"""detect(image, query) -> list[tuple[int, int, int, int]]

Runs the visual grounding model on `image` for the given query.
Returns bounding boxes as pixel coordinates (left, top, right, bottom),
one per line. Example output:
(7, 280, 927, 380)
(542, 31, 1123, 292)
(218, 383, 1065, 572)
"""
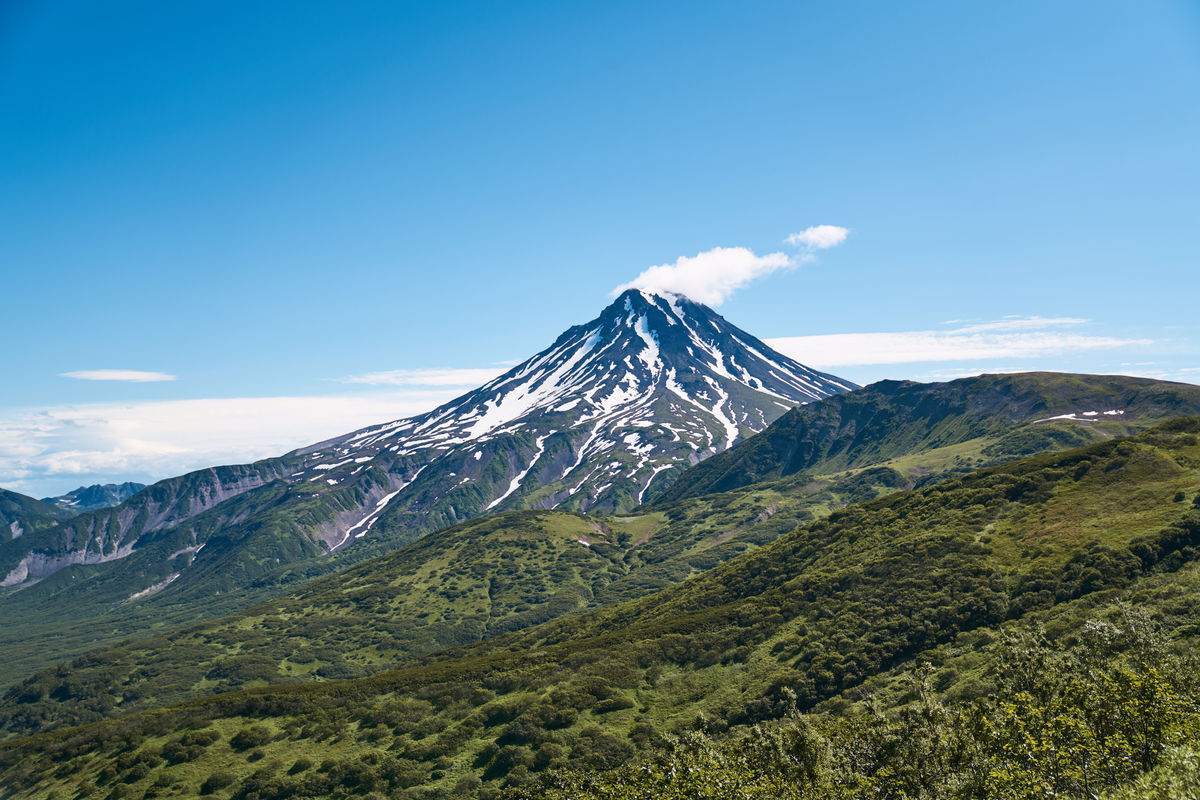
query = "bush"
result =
(200, 771, 236, 793)
(230, 725, 272, 751)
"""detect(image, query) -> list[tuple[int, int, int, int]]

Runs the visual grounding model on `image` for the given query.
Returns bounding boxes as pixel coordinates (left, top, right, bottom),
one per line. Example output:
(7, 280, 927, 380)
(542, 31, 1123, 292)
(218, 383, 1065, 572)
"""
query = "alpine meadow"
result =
(3, 3, 1199, 800)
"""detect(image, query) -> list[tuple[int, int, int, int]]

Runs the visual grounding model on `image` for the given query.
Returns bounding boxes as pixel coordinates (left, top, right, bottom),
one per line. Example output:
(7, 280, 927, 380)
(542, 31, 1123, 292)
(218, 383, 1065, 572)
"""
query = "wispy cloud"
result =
(0, 390, 461, 497)
(60, 369, 177, 382)
(785, 224, 849, 250)
(765, 317, 1153, 368)
(947, 317, 1089, 333)
(341, 367, 508, 387)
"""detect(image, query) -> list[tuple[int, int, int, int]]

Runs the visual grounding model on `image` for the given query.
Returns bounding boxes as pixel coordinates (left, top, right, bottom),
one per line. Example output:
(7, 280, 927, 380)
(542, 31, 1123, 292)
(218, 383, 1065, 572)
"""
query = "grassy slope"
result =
(0, 471, 392, 686)
(2, 420, 1198, 799)
(0, 490, 72, 541)
(653, 372, 1200, 503)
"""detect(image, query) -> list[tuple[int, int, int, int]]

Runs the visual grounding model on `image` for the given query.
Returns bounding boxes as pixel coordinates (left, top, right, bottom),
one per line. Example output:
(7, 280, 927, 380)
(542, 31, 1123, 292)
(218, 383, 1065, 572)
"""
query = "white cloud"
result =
(0, 390, 462, 498)
(612, 226, 849, 306)
(60, 370, 177, 382)
(612, 246, 794, 306)
(765, 317, 1153, 368)
(341, 367, 508, 387)
(785, 224, 850, 249)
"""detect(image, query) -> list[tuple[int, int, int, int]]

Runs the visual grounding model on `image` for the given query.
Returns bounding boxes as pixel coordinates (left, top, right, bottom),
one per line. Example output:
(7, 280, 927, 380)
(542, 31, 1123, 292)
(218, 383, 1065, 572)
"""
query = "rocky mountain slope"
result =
(0, 490, 72, 547)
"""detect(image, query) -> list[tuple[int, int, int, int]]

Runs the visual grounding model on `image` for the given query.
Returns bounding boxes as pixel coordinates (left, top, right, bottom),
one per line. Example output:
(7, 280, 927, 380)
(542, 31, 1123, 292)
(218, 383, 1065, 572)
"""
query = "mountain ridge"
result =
(654, 371, 1200, 503)
(0, 491, 72, 549)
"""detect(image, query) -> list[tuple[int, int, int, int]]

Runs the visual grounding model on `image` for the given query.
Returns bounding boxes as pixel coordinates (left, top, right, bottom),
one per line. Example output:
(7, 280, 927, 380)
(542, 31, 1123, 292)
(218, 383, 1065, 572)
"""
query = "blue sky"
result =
(3, 0, 1198, 496)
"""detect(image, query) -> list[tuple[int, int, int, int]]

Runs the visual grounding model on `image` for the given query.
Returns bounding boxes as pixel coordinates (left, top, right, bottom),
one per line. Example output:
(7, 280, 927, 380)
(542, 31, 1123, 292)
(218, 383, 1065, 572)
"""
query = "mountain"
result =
(655, 372, 1200, 503)
(0, 291, 851, 673)
(0, 461, 300, 592)
(0, 490, 72, 546)
(3, 420, 1197, 798)
(290, 288, 854, 543)
(40, 483, 146, 515)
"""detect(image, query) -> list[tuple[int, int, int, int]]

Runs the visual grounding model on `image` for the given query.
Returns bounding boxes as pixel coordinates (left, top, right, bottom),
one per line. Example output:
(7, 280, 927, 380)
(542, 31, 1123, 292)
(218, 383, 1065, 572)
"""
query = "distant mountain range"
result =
(39, 482, 146, 514)
(0, 290, 851, 613)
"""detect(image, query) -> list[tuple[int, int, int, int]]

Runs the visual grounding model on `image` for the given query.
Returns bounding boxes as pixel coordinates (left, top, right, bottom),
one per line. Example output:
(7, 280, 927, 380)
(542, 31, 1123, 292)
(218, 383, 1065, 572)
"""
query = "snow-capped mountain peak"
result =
(289, 289, 855, 548)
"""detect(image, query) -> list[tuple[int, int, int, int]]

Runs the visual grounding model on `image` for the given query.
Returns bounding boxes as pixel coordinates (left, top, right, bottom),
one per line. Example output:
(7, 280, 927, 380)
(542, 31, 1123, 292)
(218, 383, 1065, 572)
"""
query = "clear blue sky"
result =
(3, 0, 1199, 496)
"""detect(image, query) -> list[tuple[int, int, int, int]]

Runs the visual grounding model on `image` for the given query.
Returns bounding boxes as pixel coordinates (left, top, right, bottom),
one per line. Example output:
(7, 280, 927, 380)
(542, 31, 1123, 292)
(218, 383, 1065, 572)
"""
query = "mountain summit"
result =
(292, 289, 854, 545)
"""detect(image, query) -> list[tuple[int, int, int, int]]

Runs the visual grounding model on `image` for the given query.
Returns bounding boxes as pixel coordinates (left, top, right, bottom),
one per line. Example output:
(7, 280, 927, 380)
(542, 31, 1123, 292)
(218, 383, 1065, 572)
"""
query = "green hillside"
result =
(654, 372, 1200, 503)
(2, 419, 1198, 798)
(0, 468, 390, 686)
(0, 490, 72, 546)
(0, 464, 910, 738)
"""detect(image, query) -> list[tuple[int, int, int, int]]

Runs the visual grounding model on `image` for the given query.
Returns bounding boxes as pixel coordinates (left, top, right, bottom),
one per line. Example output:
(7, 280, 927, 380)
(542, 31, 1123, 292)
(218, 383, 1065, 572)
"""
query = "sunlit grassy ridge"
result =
(655, 372, 1200, 503)
(2, 420, 1198, 798)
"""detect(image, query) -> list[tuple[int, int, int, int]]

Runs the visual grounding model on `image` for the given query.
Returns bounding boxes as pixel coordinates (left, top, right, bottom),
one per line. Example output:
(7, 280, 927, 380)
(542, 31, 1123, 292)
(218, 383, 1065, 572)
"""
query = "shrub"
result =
(230, 725, 272, 751)
(199, 771, 236, 793)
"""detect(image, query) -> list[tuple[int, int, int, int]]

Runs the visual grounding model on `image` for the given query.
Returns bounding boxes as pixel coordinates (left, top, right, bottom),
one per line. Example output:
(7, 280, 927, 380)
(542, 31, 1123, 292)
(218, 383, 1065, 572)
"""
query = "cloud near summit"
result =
(613, 225, 849, 306)
(612, 246, 792, 306)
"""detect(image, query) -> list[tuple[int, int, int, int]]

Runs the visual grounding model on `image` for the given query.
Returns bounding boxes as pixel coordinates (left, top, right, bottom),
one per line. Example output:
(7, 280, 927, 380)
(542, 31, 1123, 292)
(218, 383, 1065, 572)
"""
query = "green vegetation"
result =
(0, 489, 72, 543)
(0, 465, 911, 739)
(655, 372, 1200, 503)
(1, 420, 1198, 798)
(505, 613, 1200, 799)
(5, 371, 1197, 692)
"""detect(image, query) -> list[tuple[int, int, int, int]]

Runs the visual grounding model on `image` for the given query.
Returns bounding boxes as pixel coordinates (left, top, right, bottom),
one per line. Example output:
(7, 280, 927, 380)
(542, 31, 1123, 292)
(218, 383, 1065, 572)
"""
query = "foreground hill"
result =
(654, 372, 1200, 503)
(2, 420, 1197, 798)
